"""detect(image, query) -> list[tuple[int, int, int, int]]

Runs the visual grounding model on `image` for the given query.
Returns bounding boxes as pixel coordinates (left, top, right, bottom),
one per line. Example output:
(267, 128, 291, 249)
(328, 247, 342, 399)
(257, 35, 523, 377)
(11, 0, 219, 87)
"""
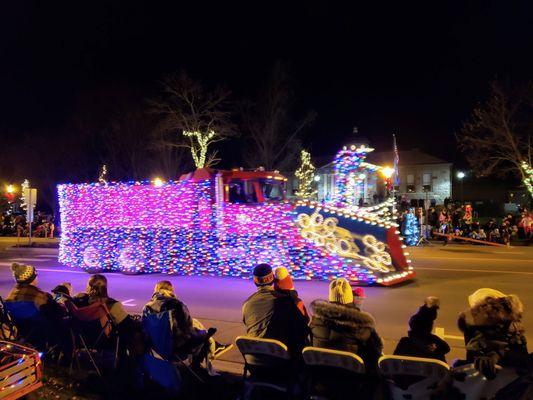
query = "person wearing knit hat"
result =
(394, 297, 450, 362)
(6, 263, 50, 309)
(310, 278, 383, 372)
(5, 263, 66, 350)
(252, 263, 274, 287)
(243, 263, 310, 357)
(274, 267, 309, 322)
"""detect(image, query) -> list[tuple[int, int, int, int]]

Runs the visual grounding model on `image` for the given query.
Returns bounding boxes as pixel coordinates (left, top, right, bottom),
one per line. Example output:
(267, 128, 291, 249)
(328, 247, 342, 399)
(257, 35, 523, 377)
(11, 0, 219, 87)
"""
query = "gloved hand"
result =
(474, 353, 500, 380)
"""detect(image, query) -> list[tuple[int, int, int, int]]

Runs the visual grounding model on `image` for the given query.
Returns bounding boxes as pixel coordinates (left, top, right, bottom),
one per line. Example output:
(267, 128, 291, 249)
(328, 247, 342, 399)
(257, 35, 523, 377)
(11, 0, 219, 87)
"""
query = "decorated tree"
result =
(20, 179, 30, 210)
(402, 208, 419, 246)
(295, 150, 316, 199)
(152, 71, 235, 169)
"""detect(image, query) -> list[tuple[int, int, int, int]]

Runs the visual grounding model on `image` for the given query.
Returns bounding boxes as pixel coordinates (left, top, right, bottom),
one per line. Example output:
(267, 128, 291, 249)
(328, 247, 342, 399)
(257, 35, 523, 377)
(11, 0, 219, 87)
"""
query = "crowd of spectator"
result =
(2, 261, 530, 398)
(398, 203, 533, 245)
(0, 211, 55, 238)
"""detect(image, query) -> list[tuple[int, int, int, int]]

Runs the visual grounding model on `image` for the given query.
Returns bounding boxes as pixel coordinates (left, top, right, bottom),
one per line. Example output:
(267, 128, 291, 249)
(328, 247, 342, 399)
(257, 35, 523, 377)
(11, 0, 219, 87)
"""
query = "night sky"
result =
(1, 1, 532, 164)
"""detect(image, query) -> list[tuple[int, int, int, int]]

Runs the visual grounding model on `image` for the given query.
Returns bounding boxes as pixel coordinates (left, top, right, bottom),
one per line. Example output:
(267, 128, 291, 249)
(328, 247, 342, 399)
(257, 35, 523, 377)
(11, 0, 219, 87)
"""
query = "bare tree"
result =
(458, 81, 533, 197)
(240, 61, 316, 172)
(152, 71, 235, 169)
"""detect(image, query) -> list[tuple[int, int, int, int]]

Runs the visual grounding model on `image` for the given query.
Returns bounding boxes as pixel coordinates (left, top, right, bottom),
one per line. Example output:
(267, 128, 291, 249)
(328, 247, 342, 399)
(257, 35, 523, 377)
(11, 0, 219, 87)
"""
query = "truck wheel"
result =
(84, 267, 106, 274)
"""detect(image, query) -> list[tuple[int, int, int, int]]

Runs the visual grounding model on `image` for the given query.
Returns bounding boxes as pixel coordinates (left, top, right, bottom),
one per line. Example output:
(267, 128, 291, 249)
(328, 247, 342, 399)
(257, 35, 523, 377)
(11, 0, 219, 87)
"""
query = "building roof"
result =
(314, 148, 451, 172)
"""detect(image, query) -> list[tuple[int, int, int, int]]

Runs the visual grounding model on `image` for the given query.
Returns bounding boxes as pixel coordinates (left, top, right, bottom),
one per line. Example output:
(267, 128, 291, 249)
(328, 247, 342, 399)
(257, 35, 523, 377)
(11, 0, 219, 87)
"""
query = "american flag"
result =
(393, 134, 400, 187)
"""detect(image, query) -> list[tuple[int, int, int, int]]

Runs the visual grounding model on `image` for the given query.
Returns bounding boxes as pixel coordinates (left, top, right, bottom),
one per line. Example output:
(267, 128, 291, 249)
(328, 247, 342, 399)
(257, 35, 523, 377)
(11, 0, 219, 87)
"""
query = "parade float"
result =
(58, 145, 414, 286)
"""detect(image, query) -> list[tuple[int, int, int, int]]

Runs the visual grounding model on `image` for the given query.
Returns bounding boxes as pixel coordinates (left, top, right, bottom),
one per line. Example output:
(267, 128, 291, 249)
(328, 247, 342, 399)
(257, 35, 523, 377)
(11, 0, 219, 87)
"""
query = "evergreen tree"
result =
(295, 150, 317, 199)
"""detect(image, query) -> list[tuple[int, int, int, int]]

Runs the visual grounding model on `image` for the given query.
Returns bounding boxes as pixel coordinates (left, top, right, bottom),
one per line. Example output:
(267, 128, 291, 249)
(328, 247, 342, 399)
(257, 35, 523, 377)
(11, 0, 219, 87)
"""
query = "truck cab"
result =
(220, 169, 287, 204)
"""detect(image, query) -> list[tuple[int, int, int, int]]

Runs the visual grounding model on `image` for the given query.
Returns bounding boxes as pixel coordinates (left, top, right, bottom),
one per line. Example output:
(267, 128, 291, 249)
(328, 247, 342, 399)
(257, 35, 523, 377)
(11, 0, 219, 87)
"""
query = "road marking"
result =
(10, 258, 48, 262)
(435, 327, 464, 341)
(121, 299, 137, 307)
(416, 267, 533, 276)
(36, 268, 87, 274)
(36, 255, 58, 259)
(416, 256, 532, 262)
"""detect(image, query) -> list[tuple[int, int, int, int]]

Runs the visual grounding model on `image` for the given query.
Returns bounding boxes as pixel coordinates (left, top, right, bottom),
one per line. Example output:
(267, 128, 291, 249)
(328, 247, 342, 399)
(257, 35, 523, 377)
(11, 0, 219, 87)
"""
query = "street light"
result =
(456, 171, 465, 203)
(380, 167, 395, 179)
(6, 184, 15, 194)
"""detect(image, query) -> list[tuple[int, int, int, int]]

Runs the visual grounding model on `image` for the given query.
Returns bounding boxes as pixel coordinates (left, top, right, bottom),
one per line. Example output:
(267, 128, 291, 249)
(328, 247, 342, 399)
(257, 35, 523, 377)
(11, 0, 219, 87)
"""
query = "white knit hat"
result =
(468, 288, 506, 307)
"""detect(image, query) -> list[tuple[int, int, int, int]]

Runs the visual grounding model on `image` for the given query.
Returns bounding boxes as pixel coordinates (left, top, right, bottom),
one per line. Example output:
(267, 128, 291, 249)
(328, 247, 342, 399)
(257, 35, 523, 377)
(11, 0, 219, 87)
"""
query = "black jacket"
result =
(309, 300, 383, 370)
(394, 304, 450, 362)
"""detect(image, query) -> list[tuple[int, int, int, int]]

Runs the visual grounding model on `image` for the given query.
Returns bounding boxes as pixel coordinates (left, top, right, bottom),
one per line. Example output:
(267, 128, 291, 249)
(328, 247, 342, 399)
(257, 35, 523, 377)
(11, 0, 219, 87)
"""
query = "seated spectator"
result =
(74, 274, 129, 326)
(143, 280, 229, 362)
(394, 297, 450, 362)
(273, 267, 309, 322)
(242, 264, 310, 358)
(309, 278, 383, 371)
(6, 263, 64, 318)
(5, 263, 66, 350)
(457, 288, 528, 379)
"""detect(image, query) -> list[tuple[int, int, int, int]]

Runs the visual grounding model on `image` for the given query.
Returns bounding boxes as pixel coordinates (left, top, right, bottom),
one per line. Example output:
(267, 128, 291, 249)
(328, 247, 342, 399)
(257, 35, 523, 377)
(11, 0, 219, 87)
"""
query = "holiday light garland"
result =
(295, 150, 317, 199)
(521, 160, 533, 198)
(20, 179, 30, 210)
(183, 130, 216, 168)
(58, 176, 413, 285)
(332, 145, 378, 207)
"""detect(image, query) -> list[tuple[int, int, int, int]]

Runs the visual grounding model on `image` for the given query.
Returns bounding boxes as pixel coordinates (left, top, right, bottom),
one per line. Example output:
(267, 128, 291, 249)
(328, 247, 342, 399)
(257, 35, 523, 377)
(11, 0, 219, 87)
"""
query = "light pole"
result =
(456, 171, 465, 203)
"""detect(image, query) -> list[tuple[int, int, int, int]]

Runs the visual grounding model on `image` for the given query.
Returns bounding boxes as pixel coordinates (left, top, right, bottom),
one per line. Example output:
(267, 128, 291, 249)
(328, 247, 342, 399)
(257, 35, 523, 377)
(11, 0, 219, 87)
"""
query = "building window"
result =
(422, 173, 432, 192)
(406, 174, 415, 192)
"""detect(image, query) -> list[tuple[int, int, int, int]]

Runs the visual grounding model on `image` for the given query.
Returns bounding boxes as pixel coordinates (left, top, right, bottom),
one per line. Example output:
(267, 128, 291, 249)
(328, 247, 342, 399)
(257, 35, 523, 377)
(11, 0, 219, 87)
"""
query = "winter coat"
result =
(275, 289, 310, 323)
(143, 293, 198, 350)
(243, 286, 310, 357)
(394, 305, 450, 362)
(458, 296, 528, 369)
(6, 284, 64, 319)
(310, 299, 383, 371)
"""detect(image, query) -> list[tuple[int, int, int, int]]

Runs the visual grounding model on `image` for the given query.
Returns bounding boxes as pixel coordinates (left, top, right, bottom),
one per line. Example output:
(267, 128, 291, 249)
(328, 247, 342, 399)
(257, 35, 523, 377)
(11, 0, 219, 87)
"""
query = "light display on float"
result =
(58, 149, 415, 285)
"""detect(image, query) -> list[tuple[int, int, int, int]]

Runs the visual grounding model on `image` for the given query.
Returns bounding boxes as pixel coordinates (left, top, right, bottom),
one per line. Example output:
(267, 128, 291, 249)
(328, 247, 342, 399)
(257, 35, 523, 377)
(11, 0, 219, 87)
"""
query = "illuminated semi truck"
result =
(57, 166, 415, 286)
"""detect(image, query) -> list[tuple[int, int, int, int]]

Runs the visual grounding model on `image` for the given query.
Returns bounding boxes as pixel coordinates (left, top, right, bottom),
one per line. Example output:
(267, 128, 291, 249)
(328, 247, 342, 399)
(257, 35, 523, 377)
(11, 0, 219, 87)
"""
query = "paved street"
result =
(0, 238, 531, 372)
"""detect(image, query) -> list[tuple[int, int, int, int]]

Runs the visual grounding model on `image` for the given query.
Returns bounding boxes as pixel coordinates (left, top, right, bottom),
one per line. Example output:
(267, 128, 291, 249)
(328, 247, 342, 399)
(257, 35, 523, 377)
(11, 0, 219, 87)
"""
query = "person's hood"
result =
(311, 299, 376, 331)
(458, 295, 524, 332)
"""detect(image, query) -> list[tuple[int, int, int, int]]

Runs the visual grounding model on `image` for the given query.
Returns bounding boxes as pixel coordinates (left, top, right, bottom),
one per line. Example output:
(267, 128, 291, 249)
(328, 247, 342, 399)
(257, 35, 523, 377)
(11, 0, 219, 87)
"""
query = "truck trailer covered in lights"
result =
(58, 167, 414, 286)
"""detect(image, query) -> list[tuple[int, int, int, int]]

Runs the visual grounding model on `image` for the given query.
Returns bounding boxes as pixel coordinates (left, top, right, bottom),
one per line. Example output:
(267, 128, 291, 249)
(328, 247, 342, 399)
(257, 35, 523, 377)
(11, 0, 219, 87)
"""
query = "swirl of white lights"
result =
(297, 210, 394, 273)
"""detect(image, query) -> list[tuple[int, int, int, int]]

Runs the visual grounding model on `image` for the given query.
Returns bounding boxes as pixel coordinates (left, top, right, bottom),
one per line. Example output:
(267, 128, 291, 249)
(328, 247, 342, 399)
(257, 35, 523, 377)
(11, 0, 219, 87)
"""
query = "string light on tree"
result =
(295, 150, 317, 199)
(20, 179, 30, 210)
(522, 161, 533, 197)
(183, 130, 216, 168)
(98, 164, 108, 184)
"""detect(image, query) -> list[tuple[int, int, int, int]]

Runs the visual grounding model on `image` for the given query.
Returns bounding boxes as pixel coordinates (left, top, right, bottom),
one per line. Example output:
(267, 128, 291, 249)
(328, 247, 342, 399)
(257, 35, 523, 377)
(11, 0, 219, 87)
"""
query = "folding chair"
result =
(302, 346, 366, 400)
(235, 336, 295, 399)
(142, 310, 212, 392)
(66, 301, 119, 378)
(0, 297, 19, 342)
(379, 355, 450, 400)
(3, 301, 43, 348)
(451, 363, 519, 400)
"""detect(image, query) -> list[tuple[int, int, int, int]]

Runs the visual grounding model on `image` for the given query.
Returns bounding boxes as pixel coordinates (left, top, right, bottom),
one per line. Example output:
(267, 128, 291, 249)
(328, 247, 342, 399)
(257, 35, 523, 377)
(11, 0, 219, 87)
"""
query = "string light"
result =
(58, 178, 412, 285)
(521, 161, 533, 198)
(20, 179, 30, 210)
(183, 130, 216, 168)
(295, 150, 317, 199)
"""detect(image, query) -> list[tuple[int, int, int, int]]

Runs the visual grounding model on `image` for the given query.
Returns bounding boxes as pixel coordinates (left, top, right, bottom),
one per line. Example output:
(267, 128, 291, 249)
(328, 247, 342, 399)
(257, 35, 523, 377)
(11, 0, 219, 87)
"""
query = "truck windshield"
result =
(261, 179, 285, 202)
(228, 181, 257, 203)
